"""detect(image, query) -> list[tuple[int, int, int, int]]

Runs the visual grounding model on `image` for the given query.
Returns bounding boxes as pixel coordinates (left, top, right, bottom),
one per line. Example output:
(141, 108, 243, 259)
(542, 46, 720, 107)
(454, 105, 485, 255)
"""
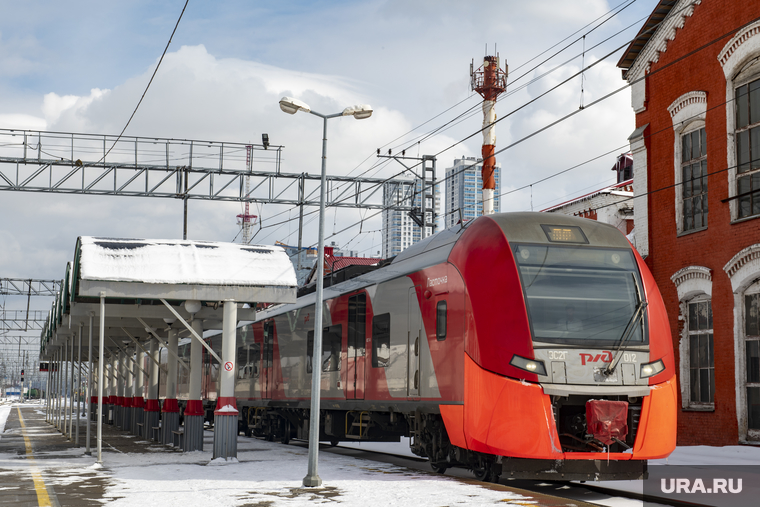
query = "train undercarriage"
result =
(231, 404, 646, 482)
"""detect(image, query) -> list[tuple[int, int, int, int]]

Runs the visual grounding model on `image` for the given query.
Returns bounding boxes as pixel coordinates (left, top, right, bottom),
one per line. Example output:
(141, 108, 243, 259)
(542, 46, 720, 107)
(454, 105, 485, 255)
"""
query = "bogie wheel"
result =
(280, 422, 291, 445)
(472, 466, 492, 482)
(430, 462, 447, 474)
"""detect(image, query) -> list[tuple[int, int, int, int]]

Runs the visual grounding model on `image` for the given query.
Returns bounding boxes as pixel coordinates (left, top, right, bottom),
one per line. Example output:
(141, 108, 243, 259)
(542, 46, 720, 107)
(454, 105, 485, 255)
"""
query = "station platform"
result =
(0, 400, 593, 507)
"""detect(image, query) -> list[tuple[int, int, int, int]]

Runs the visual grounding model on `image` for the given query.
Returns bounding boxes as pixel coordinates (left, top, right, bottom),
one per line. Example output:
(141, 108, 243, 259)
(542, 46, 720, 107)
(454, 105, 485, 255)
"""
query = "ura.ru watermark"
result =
(661, 478, 742, 494)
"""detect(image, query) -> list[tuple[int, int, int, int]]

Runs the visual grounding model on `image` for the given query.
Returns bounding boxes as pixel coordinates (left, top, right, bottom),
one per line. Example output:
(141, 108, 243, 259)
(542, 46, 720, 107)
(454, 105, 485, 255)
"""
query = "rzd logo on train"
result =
(579, 351, 612, 365)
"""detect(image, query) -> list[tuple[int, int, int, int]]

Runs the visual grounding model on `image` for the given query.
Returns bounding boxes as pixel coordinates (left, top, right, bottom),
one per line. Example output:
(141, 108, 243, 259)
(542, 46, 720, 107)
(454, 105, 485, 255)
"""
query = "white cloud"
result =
(0, 0, 659, 299)
(42, 88, 108, 128)
(0, 113, 46, 130)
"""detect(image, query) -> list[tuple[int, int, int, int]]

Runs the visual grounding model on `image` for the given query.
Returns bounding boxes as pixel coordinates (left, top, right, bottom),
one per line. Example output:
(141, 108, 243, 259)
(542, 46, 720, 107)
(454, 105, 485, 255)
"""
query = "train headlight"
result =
(510, 354, 547, 376)
(640, 359, 665, 378)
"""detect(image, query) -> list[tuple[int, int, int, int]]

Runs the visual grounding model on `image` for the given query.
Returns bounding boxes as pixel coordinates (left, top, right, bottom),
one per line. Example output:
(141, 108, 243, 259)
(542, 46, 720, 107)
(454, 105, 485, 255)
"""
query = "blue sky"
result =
(0, 0, 660, 316)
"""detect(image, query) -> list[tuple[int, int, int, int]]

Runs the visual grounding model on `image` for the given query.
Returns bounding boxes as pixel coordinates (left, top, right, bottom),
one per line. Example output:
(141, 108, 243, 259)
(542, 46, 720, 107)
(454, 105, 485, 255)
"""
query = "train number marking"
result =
(427, 275, 447, 287)
(579, 351, 612, 366)
(224, 361, 234, 372)
(623, 353, 637, 362)
(547, 351, 567, 360)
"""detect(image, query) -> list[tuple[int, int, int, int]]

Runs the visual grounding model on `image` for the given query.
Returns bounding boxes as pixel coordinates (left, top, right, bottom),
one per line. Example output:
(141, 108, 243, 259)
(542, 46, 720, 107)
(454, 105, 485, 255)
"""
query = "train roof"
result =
(254, 212, 631, 319)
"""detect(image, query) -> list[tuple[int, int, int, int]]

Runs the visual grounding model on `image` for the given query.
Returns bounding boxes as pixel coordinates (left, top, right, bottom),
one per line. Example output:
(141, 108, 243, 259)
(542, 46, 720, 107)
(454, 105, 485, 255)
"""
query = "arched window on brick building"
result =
(724, 244, 760, 442)
(668, 91, 708, 234)
(671, 266, 714, 411)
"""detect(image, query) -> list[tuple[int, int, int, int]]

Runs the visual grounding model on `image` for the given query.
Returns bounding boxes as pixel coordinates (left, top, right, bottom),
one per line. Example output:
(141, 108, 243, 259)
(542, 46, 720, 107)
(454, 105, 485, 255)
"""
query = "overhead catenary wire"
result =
(245, 10, 649, 244)
(96, 1, 190, 166)
(241, 1, 698, 249)
(297, 4, 750, 251)
(305, 0, 646, 216)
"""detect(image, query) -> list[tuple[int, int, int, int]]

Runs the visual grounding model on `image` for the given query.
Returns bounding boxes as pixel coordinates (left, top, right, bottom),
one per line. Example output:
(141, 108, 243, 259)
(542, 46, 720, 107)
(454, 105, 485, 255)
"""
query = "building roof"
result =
(542, 179, 633, 213)
(617, 0, 677, 74)
(303, 254, 383, 286)
(326, 256, 382, 273)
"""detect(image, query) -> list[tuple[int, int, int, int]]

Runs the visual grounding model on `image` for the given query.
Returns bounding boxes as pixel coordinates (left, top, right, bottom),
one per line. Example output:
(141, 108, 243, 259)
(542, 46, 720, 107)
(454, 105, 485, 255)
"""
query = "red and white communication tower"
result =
(471, 54, 508, 215)
(237, 145, 258, 244)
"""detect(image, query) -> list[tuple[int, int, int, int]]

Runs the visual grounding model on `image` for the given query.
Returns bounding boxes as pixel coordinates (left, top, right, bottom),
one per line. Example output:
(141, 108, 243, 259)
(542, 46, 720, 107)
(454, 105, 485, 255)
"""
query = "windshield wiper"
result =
(604, 273, 647, 376)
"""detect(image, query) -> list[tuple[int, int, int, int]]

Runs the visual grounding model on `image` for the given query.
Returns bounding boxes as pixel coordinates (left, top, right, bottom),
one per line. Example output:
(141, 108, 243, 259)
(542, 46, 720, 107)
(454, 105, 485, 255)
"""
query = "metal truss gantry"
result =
(1, 278, 61, 296)
(0, 129, 418, 211)
(0, 336, 41, 346)
(1, 311, 48, 331)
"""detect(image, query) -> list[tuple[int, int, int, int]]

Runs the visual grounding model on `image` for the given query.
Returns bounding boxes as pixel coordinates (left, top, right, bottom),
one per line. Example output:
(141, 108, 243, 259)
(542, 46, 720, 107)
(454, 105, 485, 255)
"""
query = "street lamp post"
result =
(279, 96, 372, 487)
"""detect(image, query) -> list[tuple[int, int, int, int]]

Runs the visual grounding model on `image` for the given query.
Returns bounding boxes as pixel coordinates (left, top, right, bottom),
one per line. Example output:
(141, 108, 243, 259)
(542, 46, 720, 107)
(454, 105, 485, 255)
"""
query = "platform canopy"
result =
(39, 237, 298, 360)
(76, 237, 296, 301)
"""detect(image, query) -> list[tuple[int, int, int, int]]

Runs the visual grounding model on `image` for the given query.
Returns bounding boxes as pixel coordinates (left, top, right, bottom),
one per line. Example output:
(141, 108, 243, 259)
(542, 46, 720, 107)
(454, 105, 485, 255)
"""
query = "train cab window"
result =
(436, 301, 447, 341)
(372, 313, 391, 367)
(514, 245, 647, 345)
(306, 325, 342, 373)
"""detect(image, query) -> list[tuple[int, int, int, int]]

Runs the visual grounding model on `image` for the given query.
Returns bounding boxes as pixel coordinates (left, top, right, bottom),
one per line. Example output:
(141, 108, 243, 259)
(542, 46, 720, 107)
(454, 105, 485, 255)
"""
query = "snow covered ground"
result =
(3, 398, 760, 506)
(1, 400, 533, 506)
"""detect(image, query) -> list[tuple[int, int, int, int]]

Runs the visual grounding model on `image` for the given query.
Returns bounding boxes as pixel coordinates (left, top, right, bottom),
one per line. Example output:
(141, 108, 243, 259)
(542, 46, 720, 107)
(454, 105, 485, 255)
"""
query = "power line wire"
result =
(245, 2, 693, 247)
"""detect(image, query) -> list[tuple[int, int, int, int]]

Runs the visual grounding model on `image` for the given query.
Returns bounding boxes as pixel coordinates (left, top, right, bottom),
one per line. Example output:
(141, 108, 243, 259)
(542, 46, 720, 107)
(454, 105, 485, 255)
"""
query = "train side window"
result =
(372, 313, 391, 368)
(348, 293, 367, 358)
(306, 324, 342, 373)
(237, 342, 260, 379)
(263, 321, 274, 368)
(436, 300, 447, 341)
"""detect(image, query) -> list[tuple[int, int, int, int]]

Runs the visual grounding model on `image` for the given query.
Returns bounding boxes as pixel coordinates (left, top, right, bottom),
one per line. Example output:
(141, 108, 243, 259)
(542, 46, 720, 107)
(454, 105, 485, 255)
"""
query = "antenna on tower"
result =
(237, 144, 258, 244)
(470, 49, 508, 216)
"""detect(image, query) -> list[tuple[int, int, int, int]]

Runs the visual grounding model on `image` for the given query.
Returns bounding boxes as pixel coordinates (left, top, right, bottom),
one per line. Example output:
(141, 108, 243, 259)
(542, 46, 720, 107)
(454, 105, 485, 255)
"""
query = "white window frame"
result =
(719, 20, 760, 222)
(671, 265, 713, 410)
(684, 297, 714, 408)
(723, 243, 760, 442)
(668, 91, 707, 235)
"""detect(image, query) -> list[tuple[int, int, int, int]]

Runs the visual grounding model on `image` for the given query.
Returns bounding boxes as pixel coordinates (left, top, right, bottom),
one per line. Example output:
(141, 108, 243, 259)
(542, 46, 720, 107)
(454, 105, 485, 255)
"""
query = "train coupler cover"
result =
(586, 399, 628, 446)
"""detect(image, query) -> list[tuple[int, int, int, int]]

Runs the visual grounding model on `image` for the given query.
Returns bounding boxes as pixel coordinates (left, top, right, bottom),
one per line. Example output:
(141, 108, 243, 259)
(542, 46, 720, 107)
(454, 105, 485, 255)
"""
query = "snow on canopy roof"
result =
(78, 237, 297, 288)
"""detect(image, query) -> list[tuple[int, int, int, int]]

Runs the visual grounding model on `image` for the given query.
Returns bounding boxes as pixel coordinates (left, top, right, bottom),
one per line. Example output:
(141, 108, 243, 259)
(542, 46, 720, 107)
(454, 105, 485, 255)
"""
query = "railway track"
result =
(271, 437, 713, 507)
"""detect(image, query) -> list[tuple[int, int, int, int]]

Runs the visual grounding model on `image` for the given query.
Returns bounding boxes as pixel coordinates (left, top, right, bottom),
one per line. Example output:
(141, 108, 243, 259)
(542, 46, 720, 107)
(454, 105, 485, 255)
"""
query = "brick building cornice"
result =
(621, 0, 703, 81)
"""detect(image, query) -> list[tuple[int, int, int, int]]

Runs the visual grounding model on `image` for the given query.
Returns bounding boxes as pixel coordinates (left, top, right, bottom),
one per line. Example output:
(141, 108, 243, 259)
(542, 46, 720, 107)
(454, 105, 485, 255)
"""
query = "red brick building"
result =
(618, 0, 760, 445)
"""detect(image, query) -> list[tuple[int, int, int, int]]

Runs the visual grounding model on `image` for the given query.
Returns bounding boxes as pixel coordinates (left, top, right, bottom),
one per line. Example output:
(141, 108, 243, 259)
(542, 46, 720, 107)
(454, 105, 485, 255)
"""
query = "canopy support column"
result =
(213, 300, 238, 460)
(68, 335, 74, 440)
(122, 348, 133, 432)
(116, 349, 125, 428)
(63, 338, 69, 435)
(144, 337, 160, 441)
(162, 328, 180, 445)
(184, 317, 205, 451)
(133, 345, 145, 437)
(97, 292, 105, 463)
(76, 323, 82, 446)
(86, 313, 93, 455)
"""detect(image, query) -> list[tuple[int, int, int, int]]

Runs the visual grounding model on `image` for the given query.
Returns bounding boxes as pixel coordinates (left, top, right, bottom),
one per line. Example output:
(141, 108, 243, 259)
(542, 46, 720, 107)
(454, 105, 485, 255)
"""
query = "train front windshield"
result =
(514, 244, 646, 344)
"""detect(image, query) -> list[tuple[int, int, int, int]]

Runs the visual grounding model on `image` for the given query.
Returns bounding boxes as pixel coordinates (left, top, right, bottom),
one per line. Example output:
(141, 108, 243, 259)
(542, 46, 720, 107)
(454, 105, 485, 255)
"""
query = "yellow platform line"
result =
(17, 407, 52, 507)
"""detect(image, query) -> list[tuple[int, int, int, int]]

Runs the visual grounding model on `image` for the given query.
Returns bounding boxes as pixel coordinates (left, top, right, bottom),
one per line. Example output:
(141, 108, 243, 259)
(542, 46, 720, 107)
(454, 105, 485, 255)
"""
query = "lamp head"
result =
(342, 104, 373, 120)
(279, 96, 311, 115)
(184, 300, 202, 315)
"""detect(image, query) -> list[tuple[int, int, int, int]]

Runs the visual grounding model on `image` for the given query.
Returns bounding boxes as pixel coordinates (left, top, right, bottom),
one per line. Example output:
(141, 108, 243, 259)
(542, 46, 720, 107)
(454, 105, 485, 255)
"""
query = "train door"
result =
(347, 293, 366, 399)
(408, 287, 421, 398)
(263, 320, 275, 399)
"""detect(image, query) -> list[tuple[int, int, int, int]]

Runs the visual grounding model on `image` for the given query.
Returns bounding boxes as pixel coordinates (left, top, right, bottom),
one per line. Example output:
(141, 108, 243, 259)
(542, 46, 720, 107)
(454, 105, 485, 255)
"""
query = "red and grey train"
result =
(165, 212, 677, 481)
